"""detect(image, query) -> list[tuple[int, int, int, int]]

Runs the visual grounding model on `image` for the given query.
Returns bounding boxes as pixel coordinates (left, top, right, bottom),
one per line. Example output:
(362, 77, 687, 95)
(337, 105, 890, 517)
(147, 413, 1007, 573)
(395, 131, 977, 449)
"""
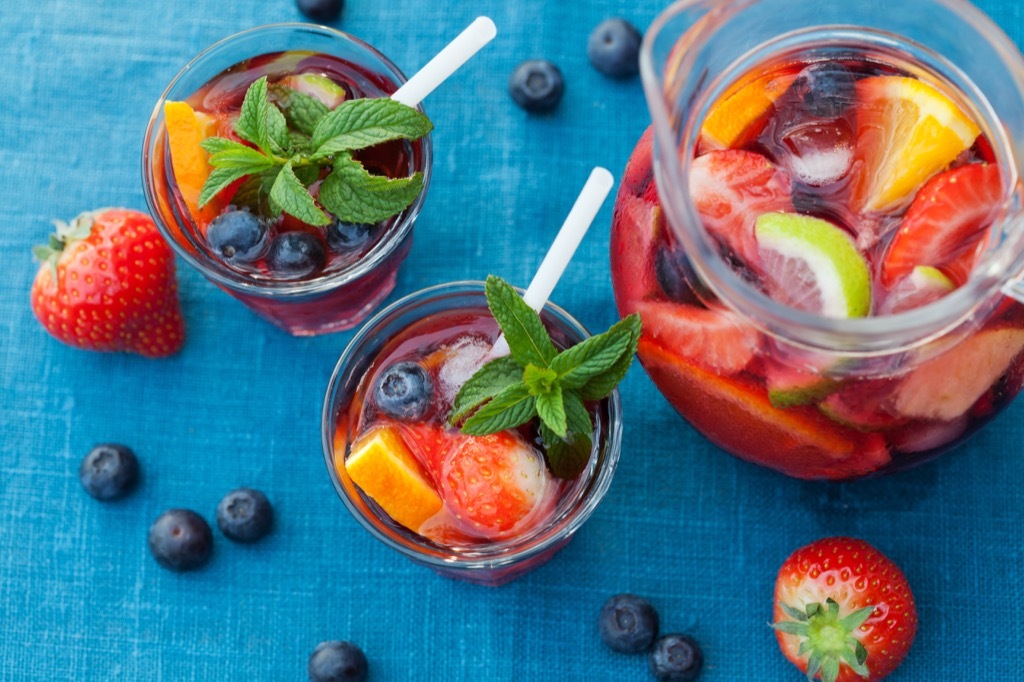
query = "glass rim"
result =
(640, 0, 1024, 354)
(319, 280, 624, 572)
(141, 22, 433, 299)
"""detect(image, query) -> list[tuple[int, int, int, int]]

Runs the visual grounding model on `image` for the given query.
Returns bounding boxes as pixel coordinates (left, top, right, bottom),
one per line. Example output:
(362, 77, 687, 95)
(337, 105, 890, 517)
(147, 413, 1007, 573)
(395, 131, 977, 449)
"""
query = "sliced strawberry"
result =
(638, 338, 891, 479)
(635, 301, 760, 374)
(880, 163, 1001, 287)
(610, 192, 665, 312)
(396, 420, 461, 484)
(690, 150, 792, 265)
(440, 431, 556, 540)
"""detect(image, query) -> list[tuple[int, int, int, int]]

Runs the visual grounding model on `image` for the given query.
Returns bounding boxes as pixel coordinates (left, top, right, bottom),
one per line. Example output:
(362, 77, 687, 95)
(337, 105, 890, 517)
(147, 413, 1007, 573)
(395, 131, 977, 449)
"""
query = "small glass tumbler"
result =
(321, 282, 623, 586)
(142, 23, 432, 335)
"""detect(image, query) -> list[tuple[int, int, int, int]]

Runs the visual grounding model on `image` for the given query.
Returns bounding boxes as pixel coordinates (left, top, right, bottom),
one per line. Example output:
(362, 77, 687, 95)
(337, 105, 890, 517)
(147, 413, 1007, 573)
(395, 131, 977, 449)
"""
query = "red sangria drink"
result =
(322, 280, 631, 585)
(612, 0, 1024, 479)
(143, 24, 432, 335)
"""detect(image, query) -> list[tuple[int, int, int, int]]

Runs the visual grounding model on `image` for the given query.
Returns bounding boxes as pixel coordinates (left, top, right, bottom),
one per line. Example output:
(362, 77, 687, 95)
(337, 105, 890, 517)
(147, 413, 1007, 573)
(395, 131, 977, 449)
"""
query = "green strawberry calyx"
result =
(33, 211, 106, 282)
(772, 598, 876, 682)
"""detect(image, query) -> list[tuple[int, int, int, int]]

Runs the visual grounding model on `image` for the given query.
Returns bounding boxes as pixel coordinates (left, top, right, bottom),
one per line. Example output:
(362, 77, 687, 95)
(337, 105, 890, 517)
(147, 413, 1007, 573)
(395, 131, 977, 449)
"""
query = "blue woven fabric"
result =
(2, 1, 1023, 679)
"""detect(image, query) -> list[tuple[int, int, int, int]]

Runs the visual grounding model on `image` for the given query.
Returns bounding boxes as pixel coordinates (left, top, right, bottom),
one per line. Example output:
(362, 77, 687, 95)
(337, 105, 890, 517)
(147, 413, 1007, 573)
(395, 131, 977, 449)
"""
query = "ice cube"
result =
(781, 119, 853, 187)
(438, 336, 491, 404)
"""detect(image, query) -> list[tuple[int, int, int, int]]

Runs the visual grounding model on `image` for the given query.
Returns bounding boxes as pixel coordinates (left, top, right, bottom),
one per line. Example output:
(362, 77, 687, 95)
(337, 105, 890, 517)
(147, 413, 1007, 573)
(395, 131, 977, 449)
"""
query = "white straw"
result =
(391, 17, 498, 107)
(490, 167, 616, 356)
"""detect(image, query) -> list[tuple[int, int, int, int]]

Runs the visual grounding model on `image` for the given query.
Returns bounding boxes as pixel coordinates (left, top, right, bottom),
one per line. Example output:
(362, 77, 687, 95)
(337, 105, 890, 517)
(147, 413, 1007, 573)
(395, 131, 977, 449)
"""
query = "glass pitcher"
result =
(610, 0, 1024, 479)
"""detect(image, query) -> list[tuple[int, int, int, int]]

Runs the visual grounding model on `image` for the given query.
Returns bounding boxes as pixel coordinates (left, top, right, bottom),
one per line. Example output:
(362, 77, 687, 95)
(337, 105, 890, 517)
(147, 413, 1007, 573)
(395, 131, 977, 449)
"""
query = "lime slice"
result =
(755, 212, 871, 318)
(878, 265, 955, 315)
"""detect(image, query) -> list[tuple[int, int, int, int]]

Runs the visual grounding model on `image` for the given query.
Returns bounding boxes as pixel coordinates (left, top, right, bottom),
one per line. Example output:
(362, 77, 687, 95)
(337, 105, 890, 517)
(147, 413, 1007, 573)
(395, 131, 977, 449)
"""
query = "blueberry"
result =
(374, 361, 433, 421)
(216, 488, 273, 543)
(207, 210, 268, 264)
(148, 509, 213, 572)
(648, 634, 703, 681)
(308, 641, 367, 682)
(599, 593, 660, 653)
(326, 220, 374, 253)
(266, 231, 327, 279)
(508, 60, 565, 112)
(78, 443, 139, 500)
(587, 18, 642, 78)
(792, 62, 856, 118)
(297, 0, 344, 22)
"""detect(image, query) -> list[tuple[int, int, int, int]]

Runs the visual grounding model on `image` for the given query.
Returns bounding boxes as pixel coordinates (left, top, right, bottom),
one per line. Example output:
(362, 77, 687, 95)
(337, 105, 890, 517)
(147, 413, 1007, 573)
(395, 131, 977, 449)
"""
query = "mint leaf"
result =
(449, 355, 523, 424)
(267, 103, 290, 153)
(484, 275, 558, 368)
(310, 98, 433, 159)
(293, 164, 321, 187)
(535, 383, 566, 438)
(578, 314, 641, 401)
(199, 165, 253, 207)
(231, 167, 281, 214)
(541, 390, 593, 478)
(319, 153, 423, 224)
(460, 383, 536, 436)
(234, 76, 272, 155)
(200, 137, 250, 155)
(550, 325, 632, 389)
(206, 144, 276, 171)
(270, 84, 330, 136)
(523, 364, 559, 397)
(269, 161, 330, 226)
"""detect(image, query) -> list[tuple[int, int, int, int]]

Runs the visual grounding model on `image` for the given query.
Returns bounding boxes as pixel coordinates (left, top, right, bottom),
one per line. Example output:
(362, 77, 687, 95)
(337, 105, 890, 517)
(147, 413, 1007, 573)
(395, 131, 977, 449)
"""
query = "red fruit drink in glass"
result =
(323, 284, 620, 586)
(611, 52, 1024, 480)
(144, 26, 431, 336)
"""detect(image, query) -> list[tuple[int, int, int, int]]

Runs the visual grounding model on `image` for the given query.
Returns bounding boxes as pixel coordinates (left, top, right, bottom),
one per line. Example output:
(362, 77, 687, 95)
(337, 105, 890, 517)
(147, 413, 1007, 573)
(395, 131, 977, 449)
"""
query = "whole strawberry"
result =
(772, 537, 917, 682)
(30, 208, 185, 357)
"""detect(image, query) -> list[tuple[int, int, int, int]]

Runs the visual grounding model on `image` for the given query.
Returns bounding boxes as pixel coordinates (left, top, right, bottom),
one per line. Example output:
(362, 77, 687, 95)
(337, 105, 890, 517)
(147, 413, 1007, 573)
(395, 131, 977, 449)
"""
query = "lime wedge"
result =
(878, 265, 955, 315)
(755, 212, 871, 318)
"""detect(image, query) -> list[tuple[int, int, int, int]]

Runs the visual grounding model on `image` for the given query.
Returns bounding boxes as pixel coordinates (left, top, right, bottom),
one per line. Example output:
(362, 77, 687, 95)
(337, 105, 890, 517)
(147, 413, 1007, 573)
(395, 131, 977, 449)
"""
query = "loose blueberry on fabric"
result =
(216, 488, 273, 543)
(587, 18, 642, 77)
(648, 634, 703, 681)
(266, 232, 327, 279)
(374, 361, 433, 420)
(78, 443, 139, 501)
(508, 60, 565, 112)
(308, 640, 368, 682)
(326, 219, 374, 253)
(599, 593, 660, 653)
(296, 0, 344, 22)
(206, 210, 268, 264)
(148, 509, 214, 572)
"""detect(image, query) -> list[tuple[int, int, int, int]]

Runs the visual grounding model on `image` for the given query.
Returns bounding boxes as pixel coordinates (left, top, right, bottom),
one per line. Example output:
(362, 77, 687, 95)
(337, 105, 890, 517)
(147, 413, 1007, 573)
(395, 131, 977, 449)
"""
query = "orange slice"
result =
(700, 68, 799, 150)
(638, 337, 891, 479)
(163, 101, 220, 227)
(852, 76, 981, 213)
(345, 425, 443, 532)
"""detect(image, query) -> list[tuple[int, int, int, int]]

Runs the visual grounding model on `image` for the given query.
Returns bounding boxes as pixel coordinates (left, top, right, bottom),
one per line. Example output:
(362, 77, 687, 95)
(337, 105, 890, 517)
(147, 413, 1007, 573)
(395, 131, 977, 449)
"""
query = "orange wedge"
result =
(700, 68, 799, 150)
(163, 101, 220, 228)
(852, 76, 981, 213)
(344, 425, 443, 532)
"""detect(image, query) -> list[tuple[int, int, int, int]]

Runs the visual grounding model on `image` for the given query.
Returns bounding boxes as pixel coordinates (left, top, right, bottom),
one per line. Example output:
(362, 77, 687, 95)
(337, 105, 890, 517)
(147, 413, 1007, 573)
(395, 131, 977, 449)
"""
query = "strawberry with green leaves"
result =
(772, 537, 917, 682)
(30, 208, 185, 358)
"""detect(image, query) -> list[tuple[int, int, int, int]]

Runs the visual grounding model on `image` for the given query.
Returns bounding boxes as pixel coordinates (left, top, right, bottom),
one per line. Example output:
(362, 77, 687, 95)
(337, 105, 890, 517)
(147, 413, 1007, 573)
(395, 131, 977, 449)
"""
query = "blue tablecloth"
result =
(2, 1, 1023, 679)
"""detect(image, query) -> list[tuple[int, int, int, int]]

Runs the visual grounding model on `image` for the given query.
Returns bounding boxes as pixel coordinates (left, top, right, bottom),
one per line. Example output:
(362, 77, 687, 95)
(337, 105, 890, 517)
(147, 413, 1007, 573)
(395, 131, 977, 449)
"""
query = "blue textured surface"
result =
(2, 1, 1023, 680)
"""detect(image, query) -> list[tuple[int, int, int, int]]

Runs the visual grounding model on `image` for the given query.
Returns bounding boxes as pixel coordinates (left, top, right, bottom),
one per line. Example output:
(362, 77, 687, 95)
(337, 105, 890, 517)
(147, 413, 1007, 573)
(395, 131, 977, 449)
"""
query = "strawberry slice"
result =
(638, 338, 891, 479)
(635, 301, 760, 374)
(611, 192, 665, 312)
(396, 420, 462, 484)
(439, 431, 556, 540)
(690, 150, 792, 266)
(880, 163, 1001, 287)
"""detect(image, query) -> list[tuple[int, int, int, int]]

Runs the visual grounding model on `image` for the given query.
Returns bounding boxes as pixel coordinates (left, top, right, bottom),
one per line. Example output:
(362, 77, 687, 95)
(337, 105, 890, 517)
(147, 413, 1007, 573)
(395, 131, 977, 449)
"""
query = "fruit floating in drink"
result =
(323, 279, 632, 585)
(143, 25, 433, 335)
(612, 39, 1024, 479)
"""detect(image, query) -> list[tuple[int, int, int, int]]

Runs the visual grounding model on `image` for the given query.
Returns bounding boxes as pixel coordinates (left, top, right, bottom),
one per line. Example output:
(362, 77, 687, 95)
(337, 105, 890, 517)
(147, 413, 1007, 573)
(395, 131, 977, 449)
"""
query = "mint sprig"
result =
(196, 75, 432, 225)
(450, 275, 641, 479)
